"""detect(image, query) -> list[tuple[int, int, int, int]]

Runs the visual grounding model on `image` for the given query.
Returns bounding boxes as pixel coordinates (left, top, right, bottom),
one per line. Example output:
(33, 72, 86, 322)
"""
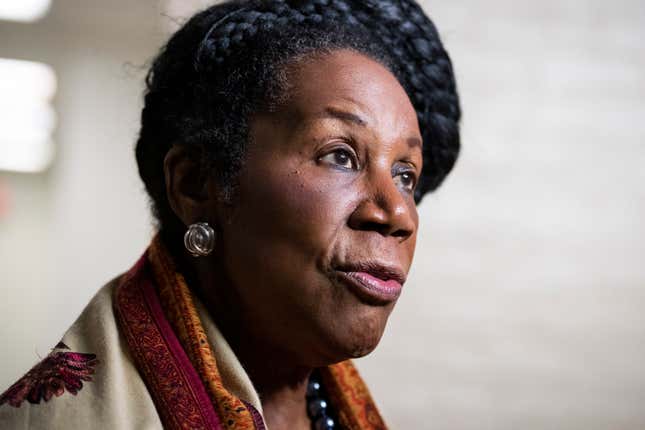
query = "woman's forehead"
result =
(280, 49, 420, 135)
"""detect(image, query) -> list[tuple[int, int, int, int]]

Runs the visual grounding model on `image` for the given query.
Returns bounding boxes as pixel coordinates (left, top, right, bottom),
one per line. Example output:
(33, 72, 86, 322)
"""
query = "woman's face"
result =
(217, 49, 422, 365)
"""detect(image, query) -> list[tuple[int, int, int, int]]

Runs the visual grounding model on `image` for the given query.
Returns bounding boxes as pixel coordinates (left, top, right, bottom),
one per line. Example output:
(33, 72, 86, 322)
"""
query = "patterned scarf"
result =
(115, 235, 387, 430)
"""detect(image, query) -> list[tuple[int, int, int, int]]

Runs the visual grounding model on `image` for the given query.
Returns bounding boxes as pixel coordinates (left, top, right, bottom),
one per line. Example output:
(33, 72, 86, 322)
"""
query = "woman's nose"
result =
(347, 168, 416, 240)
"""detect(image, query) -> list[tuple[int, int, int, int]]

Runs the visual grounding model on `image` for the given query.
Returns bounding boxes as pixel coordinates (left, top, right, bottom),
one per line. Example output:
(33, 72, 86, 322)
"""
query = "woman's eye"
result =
(318, 148, 358, 170)
(394, 170, 417, 192)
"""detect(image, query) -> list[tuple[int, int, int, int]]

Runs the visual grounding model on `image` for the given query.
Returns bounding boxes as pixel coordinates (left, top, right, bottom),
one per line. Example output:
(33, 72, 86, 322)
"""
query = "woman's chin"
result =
(319, 313, 390, 362)
(347, 339, 381, 359)
(320, 332, 383, 364)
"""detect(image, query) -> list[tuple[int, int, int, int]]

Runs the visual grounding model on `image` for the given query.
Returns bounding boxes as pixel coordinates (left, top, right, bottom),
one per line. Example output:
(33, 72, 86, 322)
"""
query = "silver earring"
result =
(184, 222, 216, 257)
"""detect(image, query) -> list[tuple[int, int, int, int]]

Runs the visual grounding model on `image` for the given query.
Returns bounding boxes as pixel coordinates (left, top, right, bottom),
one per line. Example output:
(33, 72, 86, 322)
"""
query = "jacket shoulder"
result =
(0, 276, 163, 429)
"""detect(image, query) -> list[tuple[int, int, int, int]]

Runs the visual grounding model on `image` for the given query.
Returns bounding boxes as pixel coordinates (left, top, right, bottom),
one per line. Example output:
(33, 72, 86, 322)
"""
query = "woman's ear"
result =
(163, 145, 212, 226)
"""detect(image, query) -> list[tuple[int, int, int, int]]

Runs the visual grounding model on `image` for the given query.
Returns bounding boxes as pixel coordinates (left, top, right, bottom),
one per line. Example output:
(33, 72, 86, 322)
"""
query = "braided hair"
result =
(136, 0, 461, 238)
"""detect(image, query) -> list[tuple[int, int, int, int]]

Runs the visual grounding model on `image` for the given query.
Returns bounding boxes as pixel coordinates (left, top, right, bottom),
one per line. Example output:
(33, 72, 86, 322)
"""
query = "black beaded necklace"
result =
(306, 370, 340, 430)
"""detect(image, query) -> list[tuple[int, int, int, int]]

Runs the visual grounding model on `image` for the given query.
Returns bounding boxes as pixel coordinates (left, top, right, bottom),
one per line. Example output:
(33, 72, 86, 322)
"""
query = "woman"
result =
(0, 0, 460, 428)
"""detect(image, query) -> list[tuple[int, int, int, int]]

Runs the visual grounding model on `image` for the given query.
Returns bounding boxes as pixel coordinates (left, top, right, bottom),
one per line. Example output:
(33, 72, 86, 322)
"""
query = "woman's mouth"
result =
(333, 263, 405, 305)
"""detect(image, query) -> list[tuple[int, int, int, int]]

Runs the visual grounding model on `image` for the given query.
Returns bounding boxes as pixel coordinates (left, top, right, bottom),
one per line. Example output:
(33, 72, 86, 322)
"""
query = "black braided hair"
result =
(136, 0, 461, 239)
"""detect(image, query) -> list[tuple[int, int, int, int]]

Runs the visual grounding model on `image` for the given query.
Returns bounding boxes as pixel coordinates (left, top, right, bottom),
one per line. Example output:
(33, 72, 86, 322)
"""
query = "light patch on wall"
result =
(162, 0, 211, 31)
(0, 58, 57, 173)
(0, 0, 51, 23)
(0, 179, 10, 219)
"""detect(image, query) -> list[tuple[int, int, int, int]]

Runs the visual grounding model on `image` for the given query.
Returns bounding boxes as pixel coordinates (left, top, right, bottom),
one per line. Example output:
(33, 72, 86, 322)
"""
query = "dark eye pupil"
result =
(335, 152, 349, 164)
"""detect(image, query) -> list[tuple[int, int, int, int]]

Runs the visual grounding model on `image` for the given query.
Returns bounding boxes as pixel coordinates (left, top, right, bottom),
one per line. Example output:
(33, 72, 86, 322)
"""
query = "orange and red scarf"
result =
(114, 236, 387, 429)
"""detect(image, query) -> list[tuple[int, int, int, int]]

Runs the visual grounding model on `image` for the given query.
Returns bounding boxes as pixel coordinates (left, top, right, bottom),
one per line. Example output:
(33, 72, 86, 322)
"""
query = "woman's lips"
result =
(335, 270, 403, 305)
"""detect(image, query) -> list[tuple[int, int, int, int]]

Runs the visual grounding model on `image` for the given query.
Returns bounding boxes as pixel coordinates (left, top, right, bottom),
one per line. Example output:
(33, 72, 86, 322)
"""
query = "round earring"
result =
(184, 222, 216, 257)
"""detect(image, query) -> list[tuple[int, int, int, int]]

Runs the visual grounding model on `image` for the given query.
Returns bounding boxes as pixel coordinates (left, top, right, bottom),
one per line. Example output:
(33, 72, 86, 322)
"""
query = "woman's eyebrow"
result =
(320, 107, 367, 127)
(408, 137, 422, 149)
(315, 106, 422, 149)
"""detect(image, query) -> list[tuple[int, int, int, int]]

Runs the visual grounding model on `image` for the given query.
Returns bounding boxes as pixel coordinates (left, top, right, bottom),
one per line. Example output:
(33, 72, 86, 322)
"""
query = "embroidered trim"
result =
(149, 237, 260, 430)
(241, 399, 266, 430)
(114, 254, 223, 430)
(0, 343, 99, 408)
(321, 362, 387, 430)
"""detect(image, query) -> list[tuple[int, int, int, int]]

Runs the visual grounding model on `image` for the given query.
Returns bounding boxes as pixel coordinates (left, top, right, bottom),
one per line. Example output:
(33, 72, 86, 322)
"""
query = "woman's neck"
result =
(232, 332, 312, 430)
(189, 256, 313, 430)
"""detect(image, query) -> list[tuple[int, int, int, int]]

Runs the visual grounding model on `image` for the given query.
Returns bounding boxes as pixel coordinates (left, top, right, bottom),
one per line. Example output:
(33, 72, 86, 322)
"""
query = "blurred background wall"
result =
(1, 0, 643, 428)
